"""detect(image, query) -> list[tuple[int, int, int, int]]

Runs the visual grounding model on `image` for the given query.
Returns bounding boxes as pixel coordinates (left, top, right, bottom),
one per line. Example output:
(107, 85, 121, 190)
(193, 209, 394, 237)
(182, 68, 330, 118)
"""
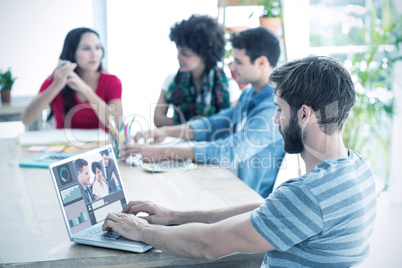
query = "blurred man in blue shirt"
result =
(123, 27, 284, 198)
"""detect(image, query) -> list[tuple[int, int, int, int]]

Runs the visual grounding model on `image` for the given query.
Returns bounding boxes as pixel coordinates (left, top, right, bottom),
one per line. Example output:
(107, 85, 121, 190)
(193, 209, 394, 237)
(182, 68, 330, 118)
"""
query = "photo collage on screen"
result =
(52, 147, 127, 235)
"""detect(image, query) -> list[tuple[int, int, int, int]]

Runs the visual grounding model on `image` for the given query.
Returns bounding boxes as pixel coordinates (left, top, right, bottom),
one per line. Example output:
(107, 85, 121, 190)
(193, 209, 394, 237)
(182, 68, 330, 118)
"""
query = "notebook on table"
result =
(48, 144, 152, 253)
(20, 152, 74, 168)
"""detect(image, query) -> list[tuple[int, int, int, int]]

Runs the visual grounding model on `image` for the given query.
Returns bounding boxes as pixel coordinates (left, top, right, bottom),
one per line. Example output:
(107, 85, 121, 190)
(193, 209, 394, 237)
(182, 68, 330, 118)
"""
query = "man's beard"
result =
(280, 111, 304, 154)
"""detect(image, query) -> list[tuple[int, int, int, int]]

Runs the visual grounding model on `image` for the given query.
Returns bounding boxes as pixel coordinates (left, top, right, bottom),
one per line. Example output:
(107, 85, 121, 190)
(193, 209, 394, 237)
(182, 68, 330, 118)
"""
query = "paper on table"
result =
(18, 129, 108, 146)
(44, 145, 66, 153)
(141, 159, 197, 173)
(27, 146, 48, 152)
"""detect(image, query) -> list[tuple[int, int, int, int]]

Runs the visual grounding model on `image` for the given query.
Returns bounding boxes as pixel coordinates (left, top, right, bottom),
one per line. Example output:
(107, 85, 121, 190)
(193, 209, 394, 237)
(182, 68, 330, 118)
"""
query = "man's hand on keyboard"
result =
(122, 201, 175, 225)
(102, 212, 148, 242)
(102, 229, 122, 240)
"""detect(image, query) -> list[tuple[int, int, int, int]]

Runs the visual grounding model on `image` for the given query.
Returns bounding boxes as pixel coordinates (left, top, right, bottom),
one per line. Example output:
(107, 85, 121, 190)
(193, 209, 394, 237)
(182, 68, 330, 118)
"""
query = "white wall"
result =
(283, 0, 309, 61)
(106, 0, 217, 131)
(0, 0, 94, 97)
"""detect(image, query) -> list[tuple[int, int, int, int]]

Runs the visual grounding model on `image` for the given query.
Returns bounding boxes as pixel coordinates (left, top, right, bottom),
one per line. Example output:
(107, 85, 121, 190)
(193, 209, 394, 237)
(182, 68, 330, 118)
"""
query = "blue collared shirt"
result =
(188, 84, 284, 198)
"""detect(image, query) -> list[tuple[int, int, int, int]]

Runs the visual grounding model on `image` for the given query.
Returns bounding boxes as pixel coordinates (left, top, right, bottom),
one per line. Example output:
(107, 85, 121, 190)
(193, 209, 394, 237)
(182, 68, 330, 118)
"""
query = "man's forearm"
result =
(159, 146, 195, 162)
(140, 222, 213, 259)
(162, 124, 195, 140)
(139, 209, 267, 260)
(169, 203, 262, 225)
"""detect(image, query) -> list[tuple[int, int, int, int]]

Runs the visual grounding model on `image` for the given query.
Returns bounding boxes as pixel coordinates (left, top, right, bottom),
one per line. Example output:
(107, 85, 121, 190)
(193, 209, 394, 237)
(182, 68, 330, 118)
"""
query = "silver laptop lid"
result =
(49, 144, 127, 239)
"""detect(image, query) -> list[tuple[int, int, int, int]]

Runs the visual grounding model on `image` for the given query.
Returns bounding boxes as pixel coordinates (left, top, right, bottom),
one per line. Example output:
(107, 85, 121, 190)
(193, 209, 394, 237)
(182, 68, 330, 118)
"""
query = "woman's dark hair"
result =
(269, 56, 356, 135)
(48, 27, 103, 120)
(169, 14, 225, 71)
(91, 161, 102, 174)
(230, 27, 280, 67)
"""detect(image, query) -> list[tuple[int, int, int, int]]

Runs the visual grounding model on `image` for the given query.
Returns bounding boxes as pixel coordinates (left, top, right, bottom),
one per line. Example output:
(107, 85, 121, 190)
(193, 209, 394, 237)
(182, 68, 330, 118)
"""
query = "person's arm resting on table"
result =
(123, 124, 197, 161)
(122, 143, 196, 162)
(125, 108, 234, 162)
(135, 106, 235, 144)
(102, 202, 273, 259)
(134, 123, 196, 144)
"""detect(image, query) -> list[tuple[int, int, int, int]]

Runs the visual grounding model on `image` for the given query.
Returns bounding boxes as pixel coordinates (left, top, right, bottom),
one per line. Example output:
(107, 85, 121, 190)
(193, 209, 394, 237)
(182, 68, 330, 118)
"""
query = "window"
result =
(309, 0, 400, 192)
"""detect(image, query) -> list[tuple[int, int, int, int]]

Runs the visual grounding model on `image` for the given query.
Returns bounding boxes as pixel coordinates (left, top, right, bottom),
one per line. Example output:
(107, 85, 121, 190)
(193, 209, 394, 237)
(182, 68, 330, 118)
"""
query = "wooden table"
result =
(0, 138, 264, 267)
(0, 95, 43, 130)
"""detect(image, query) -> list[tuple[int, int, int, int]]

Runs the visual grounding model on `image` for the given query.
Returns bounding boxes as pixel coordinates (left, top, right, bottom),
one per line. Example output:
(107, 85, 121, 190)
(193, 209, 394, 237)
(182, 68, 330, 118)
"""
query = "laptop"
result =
(48, 144, 152, 253)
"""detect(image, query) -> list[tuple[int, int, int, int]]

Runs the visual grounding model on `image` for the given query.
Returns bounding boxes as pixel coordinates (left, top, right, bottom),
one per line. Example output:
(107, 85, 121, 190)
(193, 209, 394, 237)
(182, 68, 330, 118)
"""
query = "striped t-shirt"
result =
(251, 150, 376, 267)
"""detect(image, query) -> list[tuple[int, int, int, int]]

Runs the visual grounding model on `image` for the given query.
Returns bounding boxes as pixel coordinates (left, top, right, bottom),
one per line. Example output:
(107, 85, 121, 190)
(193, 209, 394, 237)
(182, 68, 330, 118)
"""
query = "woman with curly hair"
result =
(154, 15, 240, 127)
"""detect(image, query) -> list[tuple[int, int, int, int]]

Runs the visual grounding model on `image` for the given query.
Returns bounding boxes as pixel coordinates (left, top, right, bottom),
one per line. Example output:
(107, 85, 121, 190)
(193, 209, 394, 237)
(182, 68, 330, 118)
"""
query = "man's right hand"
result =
(134, 128, 168, 144)
(102, 212, 148, 242)
(134, 125, 195, 144)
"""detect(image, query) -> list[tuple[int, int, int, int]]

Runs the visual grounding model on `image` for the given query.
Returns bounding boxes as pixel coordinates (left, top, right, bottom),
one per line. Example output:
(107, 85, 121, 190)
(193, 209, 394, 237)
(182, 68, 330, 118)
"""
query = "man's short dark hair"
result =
(269, 56, 356, 135)
(100, 149, 109, 156)
(169, 14, 226, 70)
(230, 27, 280, 67)
(74, 158, 88, 173)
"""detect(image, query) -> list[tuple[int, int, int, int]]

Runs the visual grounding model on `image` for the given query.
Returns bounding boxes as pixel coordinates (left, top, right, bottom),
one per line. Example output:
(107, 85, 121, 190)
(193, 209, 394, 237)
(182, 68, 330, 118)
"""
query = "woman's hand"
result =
(66, 71, 92, 95)
(52, 60, 77, 90)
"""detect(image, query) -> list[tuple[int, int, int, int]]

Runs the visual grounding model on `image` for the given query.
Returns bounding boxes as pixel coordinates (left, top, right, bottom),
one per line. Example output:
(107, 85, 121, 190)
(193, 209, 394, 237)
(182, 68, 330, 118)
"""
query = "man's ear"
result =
(300, 105, 316, 127)
(256, 55, 269, 68)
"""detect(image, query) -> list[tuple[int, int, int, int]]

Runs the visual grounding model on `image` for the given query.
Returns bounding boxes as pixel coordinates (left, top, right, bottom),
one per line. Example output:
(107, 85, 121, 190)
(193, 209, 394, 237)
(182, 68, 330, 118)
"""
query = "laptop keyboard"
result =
(87, 227, 122, 240)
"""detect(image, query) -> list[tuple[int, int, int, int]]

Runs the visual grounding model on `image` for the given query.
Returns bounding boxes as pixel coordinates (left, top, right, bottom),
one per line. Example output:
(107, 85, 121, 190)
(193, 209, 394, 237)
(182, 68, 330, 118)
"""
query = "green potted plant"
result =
(258, 0, 281, 18)
(342, 0, 401, 193)
(244, 0, 283, 35)
(0, 68, 17, 103)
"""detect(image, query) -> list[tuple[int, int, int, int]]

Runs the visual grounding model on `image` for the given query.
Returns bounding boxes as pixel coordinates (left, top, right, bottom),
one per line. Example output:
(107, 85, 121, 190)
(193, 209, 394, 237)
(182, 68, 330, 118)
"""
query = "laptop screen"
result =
(49, 145, 127, 236)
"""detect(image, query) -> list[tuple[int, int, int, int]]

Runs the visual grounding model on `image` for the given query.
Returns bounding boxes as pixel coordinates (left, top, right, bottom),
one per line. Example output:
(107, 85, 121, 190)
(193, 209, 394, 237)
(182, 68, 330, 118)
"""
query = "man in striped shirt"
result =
(103, 56, 376, 267)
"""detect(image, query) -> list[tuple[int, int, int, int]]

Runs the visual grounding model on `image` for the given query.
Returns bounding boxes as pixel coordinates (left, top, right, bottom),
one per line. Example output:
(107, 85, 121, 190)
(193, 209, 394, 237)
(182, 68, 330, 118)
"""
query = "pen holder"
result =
(108, 115, 133, 161)
(109, 131, 125, 161)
